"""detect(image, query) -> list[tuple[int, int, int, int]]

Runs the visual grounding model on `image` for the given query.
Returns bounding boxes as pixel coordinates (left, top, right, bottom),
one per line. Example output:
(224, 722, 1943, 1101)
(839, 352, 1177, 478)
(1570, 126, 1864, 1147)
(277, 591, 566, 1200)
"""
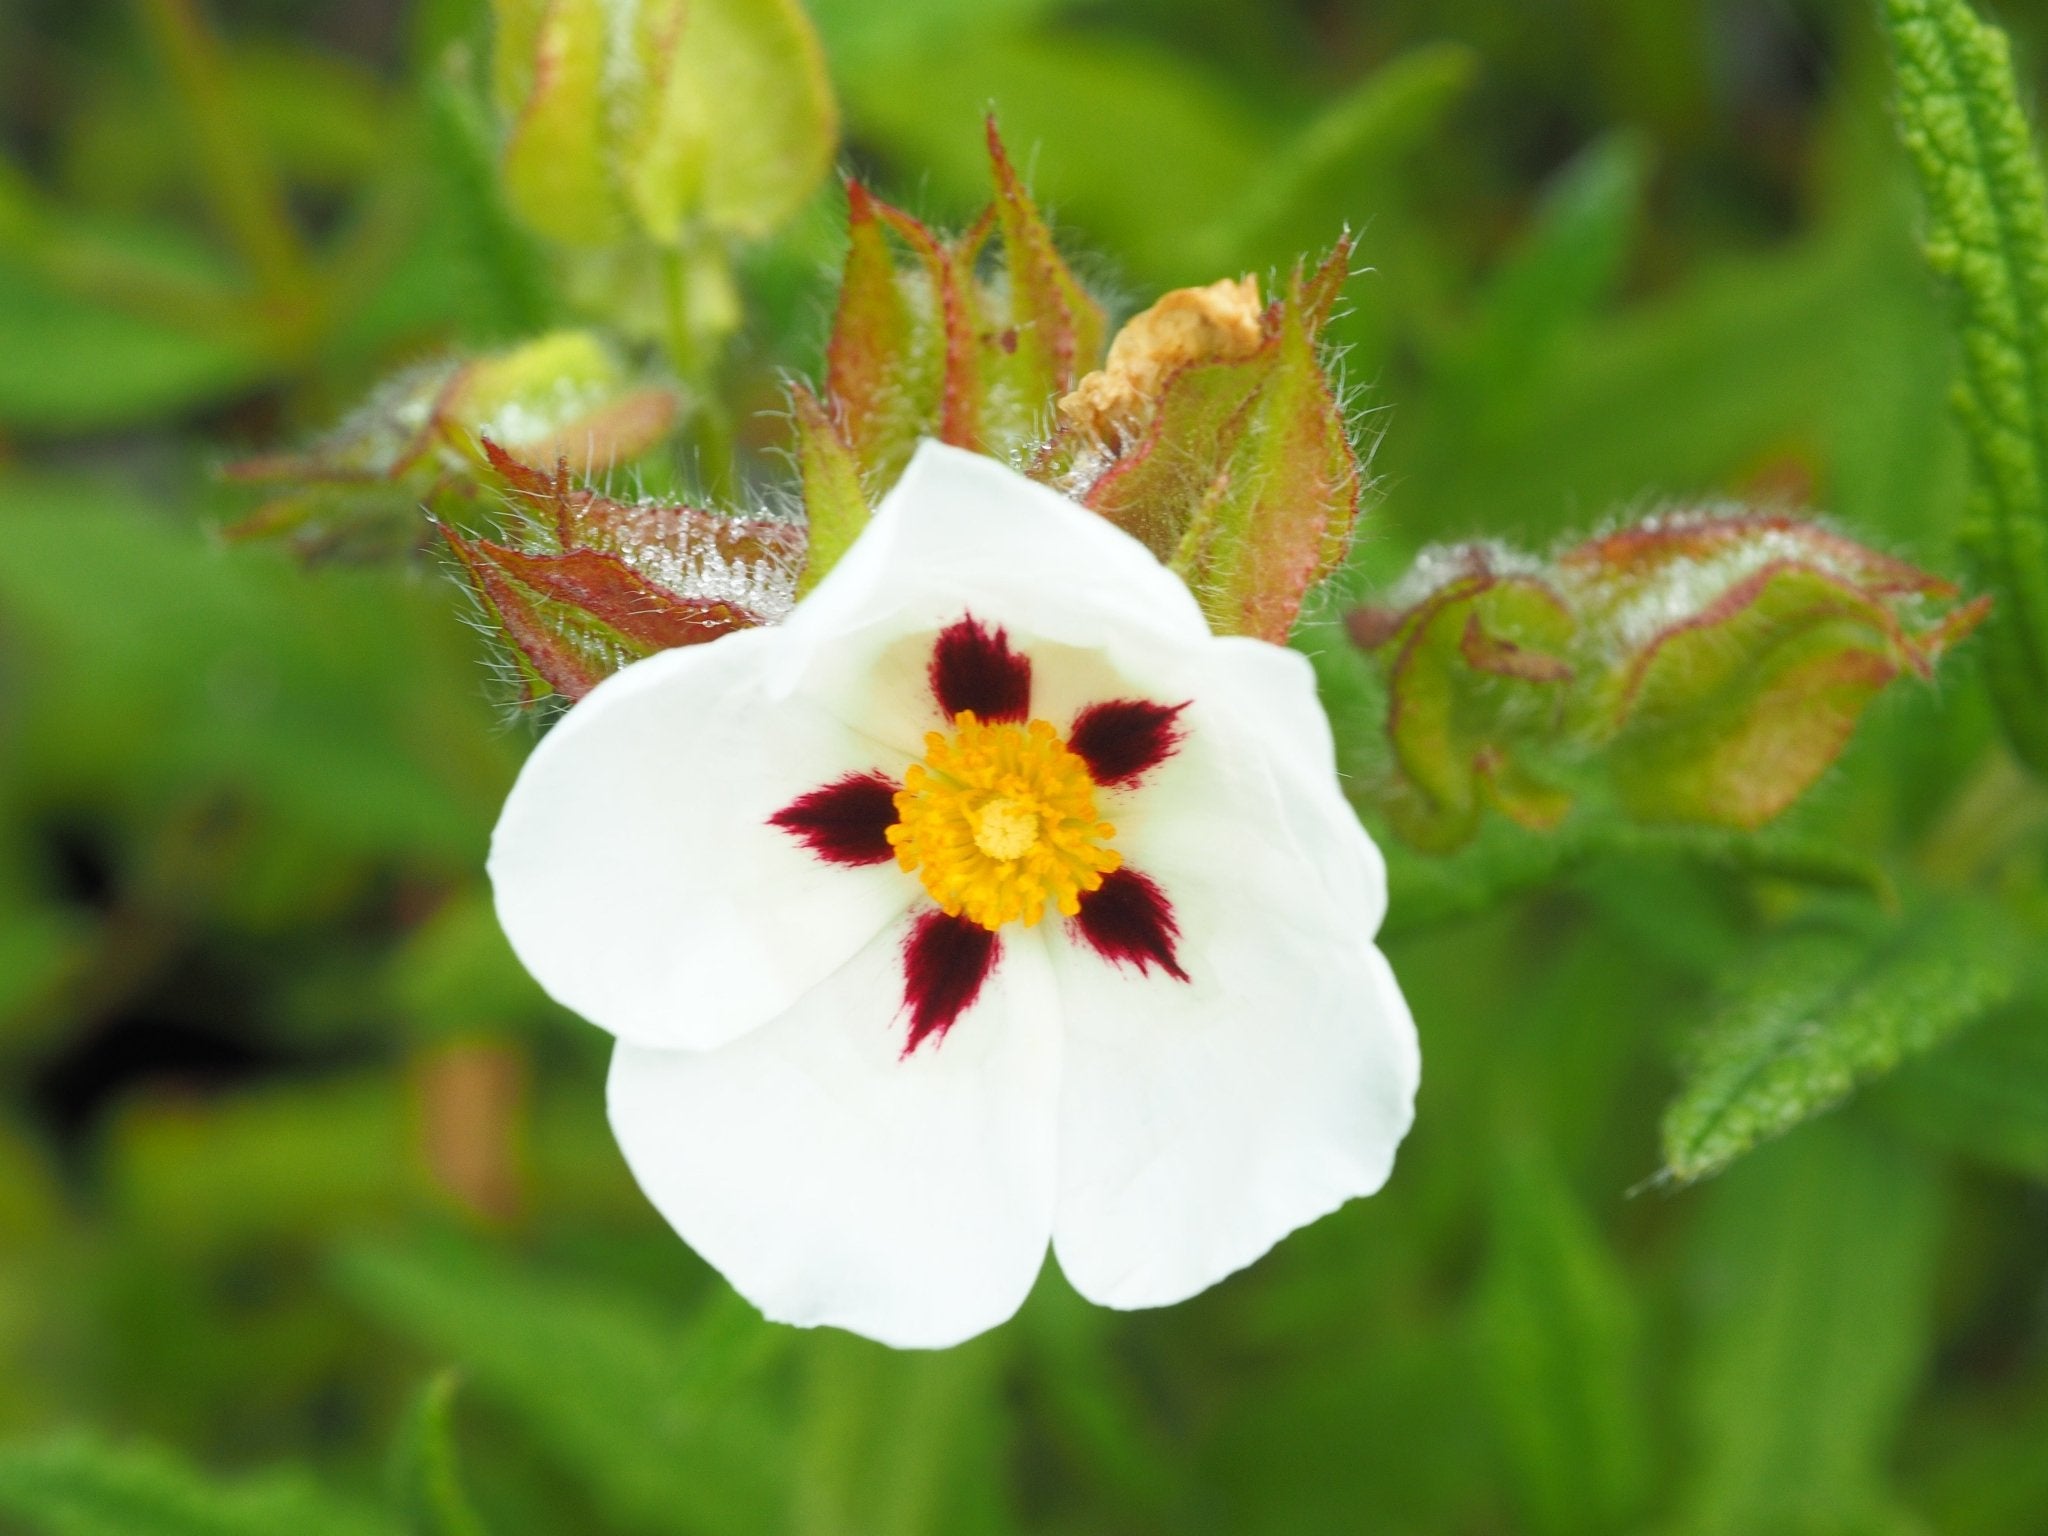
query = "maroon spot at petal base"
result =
(903, 910, 1002, 1054)
(930, 615, 1031, 722)
(1068, 699, 1188, 787)
(1072, 868, 1189, 981)
(769, 772, 900, 866)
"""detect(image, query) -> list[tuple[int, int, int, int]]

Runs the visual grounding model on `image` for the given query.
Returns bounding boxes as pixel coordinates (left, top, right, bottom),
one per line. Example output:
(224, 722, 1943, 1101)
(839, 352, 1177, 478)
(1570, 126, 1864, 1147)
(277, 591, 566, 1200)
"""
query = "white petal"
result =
(1114, 637, 1388, 937)
(608, 921, 1062, 1349)
(490, 627, 918, 1051)
(1049, 640, 1417, 1310)
(765, 443, 1216, 753)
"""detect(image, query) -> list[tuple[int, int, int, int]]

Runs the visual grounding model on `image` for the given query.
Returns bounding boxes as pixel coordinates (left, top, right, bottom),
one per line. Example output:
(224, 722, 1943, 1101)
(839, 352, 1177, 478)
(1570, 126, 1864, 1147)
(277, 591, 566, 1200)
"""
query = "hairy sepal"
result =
(446, 442, 797, 704)
(1064, 246, 1361, 643)
(816, 126, 1107, 498)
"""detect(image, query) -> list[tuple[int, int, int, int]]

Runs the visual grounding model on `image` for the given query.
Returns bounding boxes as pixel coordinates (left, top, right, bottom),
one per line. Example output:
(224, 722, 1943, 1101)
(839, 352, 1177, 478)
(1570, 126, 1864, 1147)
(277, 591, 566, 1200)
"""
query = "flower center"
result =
(972, 797, 1041, 861)
(887, 712, 1121, 932)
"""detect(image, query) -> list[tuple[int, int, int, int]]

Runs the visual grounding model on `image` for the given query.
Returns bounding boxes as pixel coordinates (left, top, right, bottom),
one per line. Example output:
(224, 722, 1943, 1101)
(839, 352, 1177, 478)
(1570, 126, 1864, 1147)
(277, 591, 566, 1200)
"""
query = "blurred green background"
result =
(3, 1, 2047, 1533)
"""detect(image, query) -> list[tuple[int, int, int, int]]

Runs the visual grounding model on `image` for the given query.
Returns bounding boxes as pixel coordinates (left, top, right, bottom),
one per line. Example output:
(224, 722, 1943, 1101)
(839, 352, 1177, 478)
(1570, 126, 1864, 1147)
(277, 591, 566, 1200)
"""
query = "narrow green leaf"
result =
(1884, 0, 2048, 771)
(421, 60, 553, 343)
(338, 1240, 791, 1536)
(1661, 900, 2020, 1183)
(1440, 130, 1648, 433)
(1473, 1141, 1650, 1536)
(0, 1435, 387, 1536)
(391, 1374, 490, 1536)
(1680, 1121, 1941, 1535)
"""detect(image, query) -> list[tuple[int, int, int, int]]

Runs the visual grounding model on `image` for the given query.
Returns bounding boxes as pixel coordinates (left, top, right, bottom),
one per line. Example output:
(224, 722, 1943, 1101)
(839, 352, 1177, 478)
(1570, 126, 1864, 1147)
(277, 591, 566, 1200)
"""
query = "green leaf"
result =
(1660, 900, 2021, 1183)
(1876, 1004, 2048, 1179)
(0, 1435, 387, 1536)
(1473, 1141, 1650, 1536)
(338, 1240, 791, 1536)
(390, 1374, 490, 1536)
(1884, 0, 2048, 771)
(1679, 1121, 1942, 1535)
(420, 59, 554, 343)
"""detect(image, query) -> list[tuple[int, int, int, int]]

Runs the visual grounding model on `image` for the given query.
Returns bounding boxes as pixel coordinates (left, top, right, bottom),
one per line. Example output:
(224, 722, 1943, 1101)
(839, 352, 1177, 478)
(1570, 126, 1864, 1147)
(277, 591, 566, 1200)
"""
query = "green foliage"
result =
(1473, 1142, 1651, 1536)
(0, 1435, 388, 1536)
(1679, 1122, 1942, 1534)
(1661, 901, 2022, 1184)
(390, 1375, 491, 1536)
(337, 1241, 792, 1536)
(1885, 0, 2048, 772)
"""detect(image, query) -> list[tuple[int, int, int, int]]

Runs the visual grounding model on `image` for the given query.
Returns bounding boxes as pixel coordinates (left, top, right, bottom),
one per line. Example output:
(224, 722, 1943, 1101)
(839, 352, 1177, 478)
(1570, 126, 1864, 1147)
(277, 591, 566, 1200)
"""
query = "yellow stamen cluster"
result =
(888, 712, 1120, 931)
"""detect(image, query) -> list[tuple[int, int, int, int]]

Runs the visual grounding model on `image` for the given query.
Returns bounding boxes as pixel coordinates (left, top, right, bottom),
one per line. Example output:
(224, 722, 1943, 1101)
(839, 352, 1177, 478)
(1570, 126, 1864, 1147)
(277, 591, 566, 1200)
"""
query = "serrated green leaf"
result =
(1680, 1121, 1941, 1535)
(1661, 900, 2020, 1183)
(391, 1374, 490, 1536)
(338, 1240, 791, 1536)
(1884, 0, 2048, 771)
(0, 1435, 387, 1536)
(1473, 1141, 1650, 1536)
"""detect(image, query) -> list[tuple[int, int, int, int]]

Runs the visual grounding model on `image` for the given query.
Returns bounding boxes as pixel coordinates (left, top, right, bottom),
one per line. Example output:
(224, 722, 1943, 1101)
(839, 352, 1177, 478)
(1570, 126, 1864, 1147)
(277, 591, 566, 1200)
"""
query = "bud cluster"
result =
(228, 331, 678, 558)
(1348, 512, 1989, 850)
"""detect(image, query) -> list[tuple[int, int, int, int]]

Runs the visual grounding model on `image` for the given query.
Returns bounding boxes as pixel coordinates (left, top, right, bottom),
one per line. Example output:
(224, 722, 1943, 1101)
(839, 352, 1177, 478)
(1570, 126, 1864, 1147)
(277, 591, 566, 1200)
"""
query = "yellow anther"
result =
(887, 711, 1121, 932)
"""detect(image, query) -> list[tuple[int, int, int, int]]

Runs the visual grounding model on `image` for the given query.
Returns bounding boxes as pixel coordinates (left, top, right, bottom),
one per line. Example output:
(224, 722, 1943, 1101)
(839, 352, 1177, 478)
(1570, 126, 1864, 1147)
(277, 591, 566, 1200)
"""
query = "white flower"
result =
(489, 442, 1420, 1349)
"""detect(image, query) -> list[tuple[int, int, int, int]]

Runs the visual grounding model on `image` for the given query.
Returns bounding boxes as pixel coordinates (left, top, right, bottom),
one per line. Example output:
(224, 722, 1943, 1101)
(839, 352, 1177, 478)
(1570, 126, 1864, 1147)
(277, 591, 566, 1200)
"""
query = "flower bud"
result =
(1348, 545, 1575, 851)
(1045, 245, 1363, 644)
(491, 0, 835, 251)
(1350, 512, 1988, 848)
(1559, 511, 1990, 828)
(228, 331, 679, 557)
(810, 122, 1108, 498)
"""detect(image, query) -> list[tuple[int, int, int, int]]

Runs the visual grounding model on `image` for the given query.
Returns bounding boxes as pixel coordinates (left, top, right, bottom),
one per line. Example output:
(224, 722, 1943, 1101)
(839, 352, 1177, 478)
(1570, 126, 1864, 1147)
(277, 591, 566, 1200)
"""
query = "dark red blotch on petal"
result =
(1072, 868, 1190, 981)
(1068, 699, 1188, 787)
(903, 910, 1002, 1053)
(930, 615, 1032, 722)
(769, 772, 900, 866)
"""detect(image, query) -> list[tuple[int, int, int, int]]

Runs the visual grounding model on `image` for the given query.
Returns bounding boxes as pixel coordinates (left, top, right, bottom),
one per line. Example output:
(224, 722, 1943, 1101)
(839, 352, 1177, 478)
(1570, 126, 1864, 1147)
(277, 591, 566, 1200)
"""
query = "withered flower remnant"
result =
(1350, 511, 1988, 848)
(1057, 274, 1267, 454)
(1038, 246, 1363, 646)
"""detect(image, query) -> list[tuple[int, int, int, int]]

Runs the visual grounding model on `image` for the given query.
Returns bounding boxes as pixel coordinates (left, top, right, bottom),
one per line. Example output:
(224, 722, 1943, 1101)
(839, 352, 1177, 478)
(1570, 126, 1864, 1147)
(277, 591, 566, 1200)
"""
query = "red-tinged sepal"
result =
(1348, 546, 1576, 853)
(1561, 512, 1991, 829)
(446, 442, 802, 704)
(805, 125, 1107, 544)
(1048, 245, 1363, 643)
